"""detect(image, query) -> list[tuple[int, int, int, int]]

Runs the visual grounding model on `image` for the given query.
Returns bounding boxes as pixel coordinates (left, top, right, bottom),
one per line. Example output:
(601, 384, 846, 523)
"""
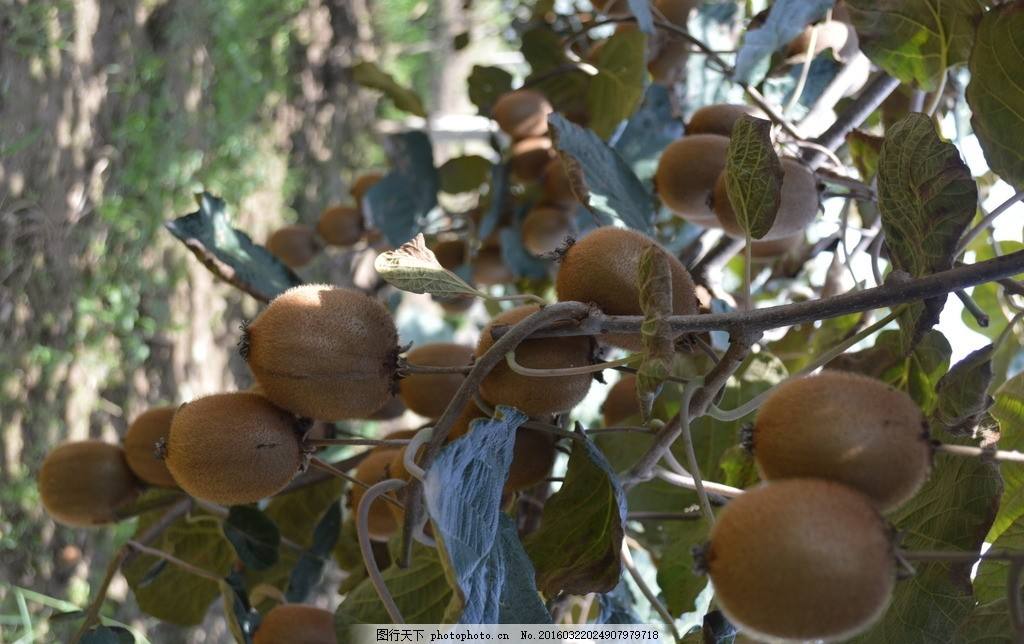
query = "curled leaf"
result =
(374, 234, 484, 299)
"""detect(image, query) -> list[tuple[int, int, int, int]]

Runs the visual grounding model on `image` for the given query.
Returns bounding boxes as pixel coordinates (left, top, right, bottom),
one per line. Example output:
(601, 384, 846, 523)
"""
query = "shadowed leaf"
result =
(588, 29, 648, 140)
(364, 131, 439, 247)
(637, 245, 674, 422)
(931, 344, 994, 436)
(467, 65, 514, 114)
(351, 61, 427, 117)
(724, 115, 784, 240)
(223, 506, 280, 571)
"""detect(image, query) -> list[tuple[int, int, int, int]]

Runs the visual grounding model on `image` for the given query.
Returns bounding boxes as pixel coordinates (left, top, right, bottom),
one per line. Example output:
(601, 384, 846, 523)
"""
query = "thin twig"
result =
(784, 22, 818, 115)
(924, 71, 948, 118)
(356, 479, 408, 624)
(654, 467, 744, 498)
(934, 443, 1024, 464)
(677, 381, 715, 526)
(310, 457, 404, 510)
(621, 540, 682, 642)
(505, 350, 635, 377)
(401, 363, 473, 375)
(626, 510, 702, 521)
(956, 190, 1024, 256)
(70, 548, 130, 643)
(306, 438, 412, 448)
(956, 290, 990, 327)
(802, 73, 901, 168)
(125, 541, 222, 582)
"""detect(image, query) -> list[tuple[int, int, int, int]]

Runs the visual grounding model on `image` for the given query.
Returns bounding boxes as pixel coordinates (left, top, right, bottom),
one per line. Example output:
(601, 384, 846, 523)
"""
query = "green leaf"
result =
(877, 113, 978, 348)
(847, 129, 884, 183)
(967, 1, 1024, 189)
(375, 234, 484, 299)
(718, 445, 759, 489)
(285, 503, 341, 603)
(165, 192, 303, 303)
(223, 506, 280, 571)
(548, 113, 655, 234)
(655, 518, 709, 617)
(931, 344, 994, 436)
(438, 155, 492, 194)
(613, 84, 684, 187)
(733, 0, 834, 84)
(587, 29, 647, 140)
(265, 478, 343, 548)
(521, 26, 590, 118)
(723, 115, 784, 240)
(467, 65, 514, 115)
(219, 571, 259, 644)
(81, 626, 134, 644)
(955, 598, 1017, 642)
(364, 131, 439, 247)
(846, 0, 982, 91)
(350, 61, 427, 117)
(637, 245, 674, 422)
(453, 31, 470, 51)
(525, 439, 627, 596)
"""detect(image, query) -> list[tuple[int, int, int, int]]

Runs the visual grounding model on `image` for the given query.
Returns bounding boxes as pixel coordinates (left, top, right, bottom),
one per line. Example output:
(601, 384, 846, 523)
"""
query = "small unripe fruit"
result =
(399, 343, 474, 419)
(166, 392, 303, 505)
(39, 441, 141, 527)
(472, 245, 514, 286)
(266, 225, 320, 268)
(752, 371, 932, 512)
(316, 205, 363, 247)
(492, 90, 553, 140)
(350, 172, 384, 205)
(654, 134, 730, 226)
(509, 137, 555, 182)
(555, 227, 698, 350)
(431, 238, 467, 270)
(476, 305, 593, 416)
(712, 157, 820, 241)
(541, 158, 577, 206)
(686, 103, 765, 137)
(521, 206, 575, 256)
(123, 406, 178, 487)
(600, 374, 671, 426)
(253, 603, 336, 644)
(706, 479, 895, 642)
(245, 285, 399, 420)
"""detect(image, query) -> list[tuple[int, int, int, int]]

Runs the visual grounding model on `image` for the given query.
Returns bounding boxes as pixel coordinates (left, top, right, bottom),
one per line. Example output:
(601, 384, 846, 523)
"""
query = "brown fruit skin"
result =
(654, 134, 730, 226)
(123, 406, 178, 487)
(752, 371, 932, 512)
(521, 206, 575, 257)
(686, 103, 765, 137)
(246, 285, 399, 420)
(253, 604, 336, 644)
(432, 238, 467, 270)
(509, 137, 555, 182)
(265, 225, 320, 269)
(713, 157, 820, 241)
(316, 205, 363, 247)
(600, 375, 671, 426)
(38, 441, 141, 527)
(707, 479, 895, 642)
(786, 19, 859, 63)
(166, 392, 303, 505)
(348, 447, 402, 541)
(476, 305, 594, 416)
(745, 232, 804, 261)
(492, 90, 553, 140)
(555, 227, 699, 350)
(472, 245, 514, 286)
(350, 172, 383, 205)
(541, 158, 578, 206)
(399, 343, 475, 419)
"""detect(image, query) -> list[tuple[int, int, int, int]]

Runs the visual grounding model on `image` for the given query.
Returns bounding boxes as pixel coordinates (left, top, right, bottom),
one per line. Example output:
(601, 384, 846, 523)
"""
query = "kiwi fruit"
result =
(541, 158, 577, 206)
(346, 430, 416, 541)
(654, 134, 730, 226)
(472, 244, 514, 286)
(350, 172, 383, 205)
(253, 603, 336, 644)
(476, 305, 594, 416)
(555, 227, 699, 350)
(786, 19, 859, 63)
(265, 225, 321, 268)
(510, 136, 555, 182)
(751, 371, 932, 512)
(706, 479, 895, 642)
(492, 90, 553, 140)
(521, 206, 575, 257)
(600, 374, 672, 426)
(712, 157, 820, 241)
(123, 406, 178, 487)
(166, 392, 303, 505)
(399, 343, 475, 419)
(38, 441, 141, 527)
(686, 103, 765, 137)
(316, 205, 363, 247)
(431, 238, 467, 270)
(245, 285, 399, 420)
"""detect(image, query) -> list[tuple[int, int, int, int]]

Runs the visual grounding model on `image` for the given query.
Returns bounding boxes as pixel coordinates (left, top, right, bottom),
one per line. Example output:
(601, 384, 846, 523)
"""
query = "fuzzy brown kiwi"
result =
(751, 371, 932, 512)
(350, 172, 384, 205)
(38, 441, 141, 527)
(253, 603, 336, 644)
(265, 225, 321, 268)
(600, 375, 672, 426)
(166, 392, 303, 505)
(472, 244, 514, 286)
(245, 285, 400, 420)
(399, 343, 475, 419)
(685, 103, 765, 137)
(521, 206, 575, 257)
(316, 205, 363, 247)
(346, 430, 416, 541)
(431, 238, 467, 270)
(123, 406, 178, 487)
(509, 137, 555, 182)
(555, 227, 699, 350)
(541, 158, 578, 206)
(476, 305, 594, 416)
(712, 157, 820, 241)
(706, 479, 895, 642)
(654, 134, 730, 226)
(785, 19, 859, 63)
(492, 90, 553, 140)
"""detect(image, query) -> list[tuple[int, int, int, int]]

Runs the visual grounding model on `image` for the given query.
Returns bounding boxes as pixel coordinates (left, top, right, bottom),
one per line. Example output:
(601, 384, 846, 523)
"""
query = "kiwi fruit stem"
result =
(305, 437, 412, 448)
(308, 457, 404, 511)
(504, 351, 637, 378)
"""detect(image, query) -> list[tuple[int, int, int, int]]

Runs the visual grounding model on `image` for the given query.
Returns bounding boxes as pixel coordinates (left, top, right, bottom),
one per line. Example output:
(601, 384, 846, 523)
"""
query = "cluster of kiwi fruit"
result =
(263, 171, 383, 269)
(703, 370, 933, 641)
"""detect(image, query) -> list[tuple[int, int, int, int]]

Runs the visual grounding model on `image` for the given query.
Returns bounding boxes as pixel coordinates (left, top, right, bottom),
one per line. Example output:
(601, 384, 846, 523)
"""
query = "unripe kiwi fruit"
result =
(706, 479, 895, 642)
(476, 305, 594, 416)
(510, 137, 555, 182)
(350, 172, 383, 205)
(472, 244, 514, 286)
(266, 225, 321, 268)
(686, 103, 765, 137)
(123, 406, 178, 487)
(712, 157, 820, 241)
(38, 441, 141, 527)
(600, 374, 671, 426)
(555, 227, 699, 350)
(541, 158, 577, 206)
(751, 371, 932, 512)
(654, 134, 730, 226)
(245, 285, 399, 420)
(399, 343, 474, 419)
(521, 206, 575, 257)
(166, 392, 303, 505)
(347, 430, 416, 541)
(316, 205, 363, 247)
(253, 603, 336, 644)
(492, 90, 552, 140)
(431, 238, 467, 270)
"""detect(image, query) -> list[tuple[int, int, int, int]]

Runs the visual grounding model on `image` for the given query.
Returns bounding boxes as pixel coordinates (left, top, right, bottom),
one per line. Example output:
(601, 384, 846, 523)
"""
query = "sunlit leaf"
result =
(375, 234, 484, 299)
(351, 61, 427, 117)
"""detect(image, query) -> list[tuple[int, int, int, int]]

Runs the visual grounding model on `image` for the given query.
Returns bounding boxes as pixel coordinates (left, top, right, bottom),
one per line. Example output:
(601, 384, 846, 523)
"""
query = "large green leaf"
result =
(438, 155, 492, 194)
(265, 478, 343, 548)
(955, 598, 1017, 642)
(350, 61, 427, 117)
(723, 115, 784, 240)
(587, 29, 647, 140)
(521, 26, 590, 118)
(223, 506, 280, 571)
(467, 65, 514, 114)
(967, 1, 1024, 190)
(654, 518, 709, 618)
(846, 0, 983, 91)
